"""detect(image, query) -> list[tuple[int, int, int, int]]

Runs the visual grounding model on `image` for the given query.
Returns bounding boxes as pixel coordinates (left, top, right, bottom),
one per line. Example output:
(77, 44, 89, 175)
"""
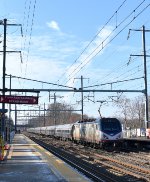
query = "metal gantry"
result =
(128, 26, 150, 128)
(0, 19, 22, 141)
(0, 19, 150, 145)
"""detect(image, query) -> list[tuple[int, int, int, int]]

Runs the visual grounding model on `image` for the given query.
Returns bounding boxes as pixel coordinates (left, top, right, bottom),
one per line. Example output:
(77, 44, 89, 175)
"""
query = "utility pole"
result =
(44, 103, 46, 126)
(81, 76, 83, 120)
(49, 93, 64, 125)
(39, 105, 41, 126)
(75, 75, 89, 120)
(9, 74, 12, 142)
(54, 93, 56, 125)
(15, 104, 17, 133)
(75, 76, 84, 120)
(128, 26, 150, 128)
(49, 93, 56, 125)
(142, 26, 149, 128)
(1, 19, 7, 141)
(0, 19, 22, 142)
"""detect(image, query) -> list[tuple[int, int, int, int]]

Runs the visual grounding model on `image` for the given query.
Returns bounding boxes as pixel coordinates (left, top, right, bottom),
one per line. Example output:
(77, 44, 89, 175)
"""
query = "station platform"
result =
(0, 134, 89, 182)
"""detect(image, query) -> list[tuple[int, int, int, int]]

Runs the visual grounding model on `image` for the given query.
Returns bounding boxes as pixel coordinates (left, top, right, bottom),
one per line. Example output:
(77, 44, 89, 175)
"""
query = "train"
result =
(27, 117, 123, 148)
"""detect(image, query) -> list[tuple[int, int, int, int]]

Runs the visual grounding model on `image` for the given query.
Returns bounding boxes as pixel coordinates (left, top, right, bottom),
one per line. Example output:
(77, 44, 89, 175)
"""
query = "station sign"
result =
(0, 95, 38, 104)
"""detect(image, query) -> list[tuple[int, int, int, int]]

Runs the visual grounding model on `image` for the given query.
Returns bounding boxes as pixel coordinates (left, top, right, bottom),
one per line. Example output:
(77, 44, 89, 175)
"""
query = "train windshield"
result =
(101, 118, 122, 132)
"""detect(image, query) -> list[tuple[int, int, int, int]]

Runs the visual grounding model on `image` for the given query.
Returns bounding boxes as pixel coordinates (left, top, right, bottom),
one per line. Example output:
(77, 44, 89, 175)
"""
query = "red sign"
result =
(0, 95, 38, 104)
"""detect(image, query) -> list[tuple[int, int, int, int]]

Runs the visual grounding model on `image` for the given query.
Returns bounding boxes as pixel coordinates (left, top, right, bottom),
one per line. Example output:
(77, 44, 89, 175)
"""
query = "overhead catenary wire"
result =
(69, 58, 143, 106)
(108, 65, 144, 90)
(57, 0, 128, 84)
(83, 77, 144, 89)
(62, 57, 145, 108)
(22, 0, 28, 30)
(90, 19, 150, 90)
(84, 55, 143, 88)
(63, 1, 149, 85)
(20, 0, 28, 66)
(5, 74, 76, 89)
(24, 0, 37, 77)
(65, 1, 146, 80)
(23, 0, 32, 52)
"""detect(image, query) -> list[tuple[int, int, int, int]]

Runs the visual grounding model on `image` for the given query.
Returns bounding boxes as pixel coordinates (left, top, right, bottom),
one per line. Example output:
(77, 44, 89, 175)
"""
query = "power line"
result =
(23, 0, 32, 52)
(57, 0, 127, 83)
(64, 1, 149, 85)
(87, 55, 143, 88)
(25, 0, 37, 76)
(5, 74, 76, 89)
(83, 77, 144, 89)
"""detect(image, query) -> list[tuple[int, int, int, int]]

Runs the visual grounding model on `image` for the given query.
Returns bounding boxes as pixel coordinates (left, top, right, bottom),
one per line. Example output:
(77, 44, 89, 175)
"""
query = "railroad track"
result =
(30, 136, 123, 182)
(27, 133, 150, 182)
(64, 144, 150, 182)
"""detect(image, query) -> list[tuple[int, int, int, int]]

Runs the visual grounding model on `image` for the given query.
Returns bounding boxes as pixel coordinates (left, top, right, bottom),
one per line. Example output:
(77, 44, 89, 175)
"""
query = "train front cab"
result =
(99, 118, 123, 148)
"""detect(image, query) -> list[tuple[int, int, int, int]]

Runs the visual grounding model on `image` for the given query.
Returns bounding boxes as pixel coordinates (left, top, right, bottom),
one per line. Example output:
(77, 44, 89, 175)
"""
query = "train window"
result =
(101, 118, 121, 132)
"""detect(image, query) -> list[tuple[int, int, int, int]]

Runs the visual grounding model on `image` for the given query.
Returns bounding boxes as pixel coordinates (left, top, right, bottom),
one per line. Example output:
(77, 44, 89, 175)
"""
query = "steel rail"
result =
(30, 137, 120, 182)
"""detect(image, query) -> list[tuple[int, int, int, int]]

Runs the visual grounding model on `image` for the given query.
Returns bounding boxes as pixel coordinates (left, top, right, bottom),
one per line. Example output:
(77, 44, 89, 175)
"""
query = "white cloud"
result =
(0, 31, 80, 91)
(0, 25, 118, 120)
(46, 20, 60, 31)
(0, 26, 114, 94)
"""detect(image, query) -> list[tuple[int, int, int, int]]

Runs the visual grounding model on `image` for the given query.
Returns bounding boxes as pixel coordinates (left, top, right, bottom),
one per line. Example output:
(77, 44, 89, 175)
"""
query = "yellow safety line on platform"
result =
(35, 143, 88, 182)
(23, 135, 88, 181)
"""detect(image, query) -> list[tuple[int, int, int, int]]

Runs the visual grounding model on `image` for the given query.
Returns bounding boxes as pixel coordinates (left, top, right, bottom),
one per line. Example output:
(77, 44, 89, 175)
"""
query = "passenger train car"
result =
(28, 118, 123, 148)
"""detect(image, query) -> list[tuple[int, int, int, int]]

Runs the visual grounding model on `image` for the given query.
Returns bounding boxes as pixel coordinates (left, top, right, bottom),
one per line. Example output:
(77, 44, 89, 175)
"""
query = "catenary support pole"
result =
(142, 25, 149, 128)
(81, 76, 84, 120)
(2, 19, 7, 141)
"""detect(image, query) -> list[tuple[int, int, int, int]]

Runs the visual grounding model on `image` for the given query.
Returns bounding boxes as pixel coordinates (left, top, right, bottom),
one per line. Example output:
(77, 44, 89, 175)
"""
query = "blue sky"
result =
(0, 0, 150, 123)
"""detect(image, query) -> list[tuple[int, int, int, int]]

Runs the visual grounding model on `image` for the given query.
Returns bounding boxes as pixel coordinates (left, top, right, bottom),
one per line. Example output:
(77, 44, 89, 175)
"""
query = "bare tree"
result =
(114, 95, 146, 128)
(46, 102, 81, 125)
(115, 95, 130, 128)
(133, 96, 145, 128)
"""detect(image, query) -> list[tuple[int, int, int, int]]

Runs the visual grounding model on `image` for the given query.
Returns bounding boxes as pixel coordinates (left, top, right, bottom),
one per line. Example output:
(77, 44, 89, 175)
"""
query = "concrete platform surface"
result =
(0, 134, 89, 182)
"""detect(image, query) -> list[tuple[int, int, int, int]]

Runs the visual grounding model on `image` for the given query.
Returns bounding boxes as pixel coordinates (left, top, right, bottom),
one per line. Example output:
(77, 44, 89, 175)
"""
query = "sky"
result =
(0, 0, 150, 124)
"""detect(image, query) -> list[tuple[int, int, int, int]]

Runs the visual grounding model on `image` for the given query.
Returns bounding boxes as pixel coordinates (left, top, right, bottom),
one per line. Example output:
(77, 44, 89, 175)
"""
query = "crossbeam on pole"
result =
(0, 88, 144, 93)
